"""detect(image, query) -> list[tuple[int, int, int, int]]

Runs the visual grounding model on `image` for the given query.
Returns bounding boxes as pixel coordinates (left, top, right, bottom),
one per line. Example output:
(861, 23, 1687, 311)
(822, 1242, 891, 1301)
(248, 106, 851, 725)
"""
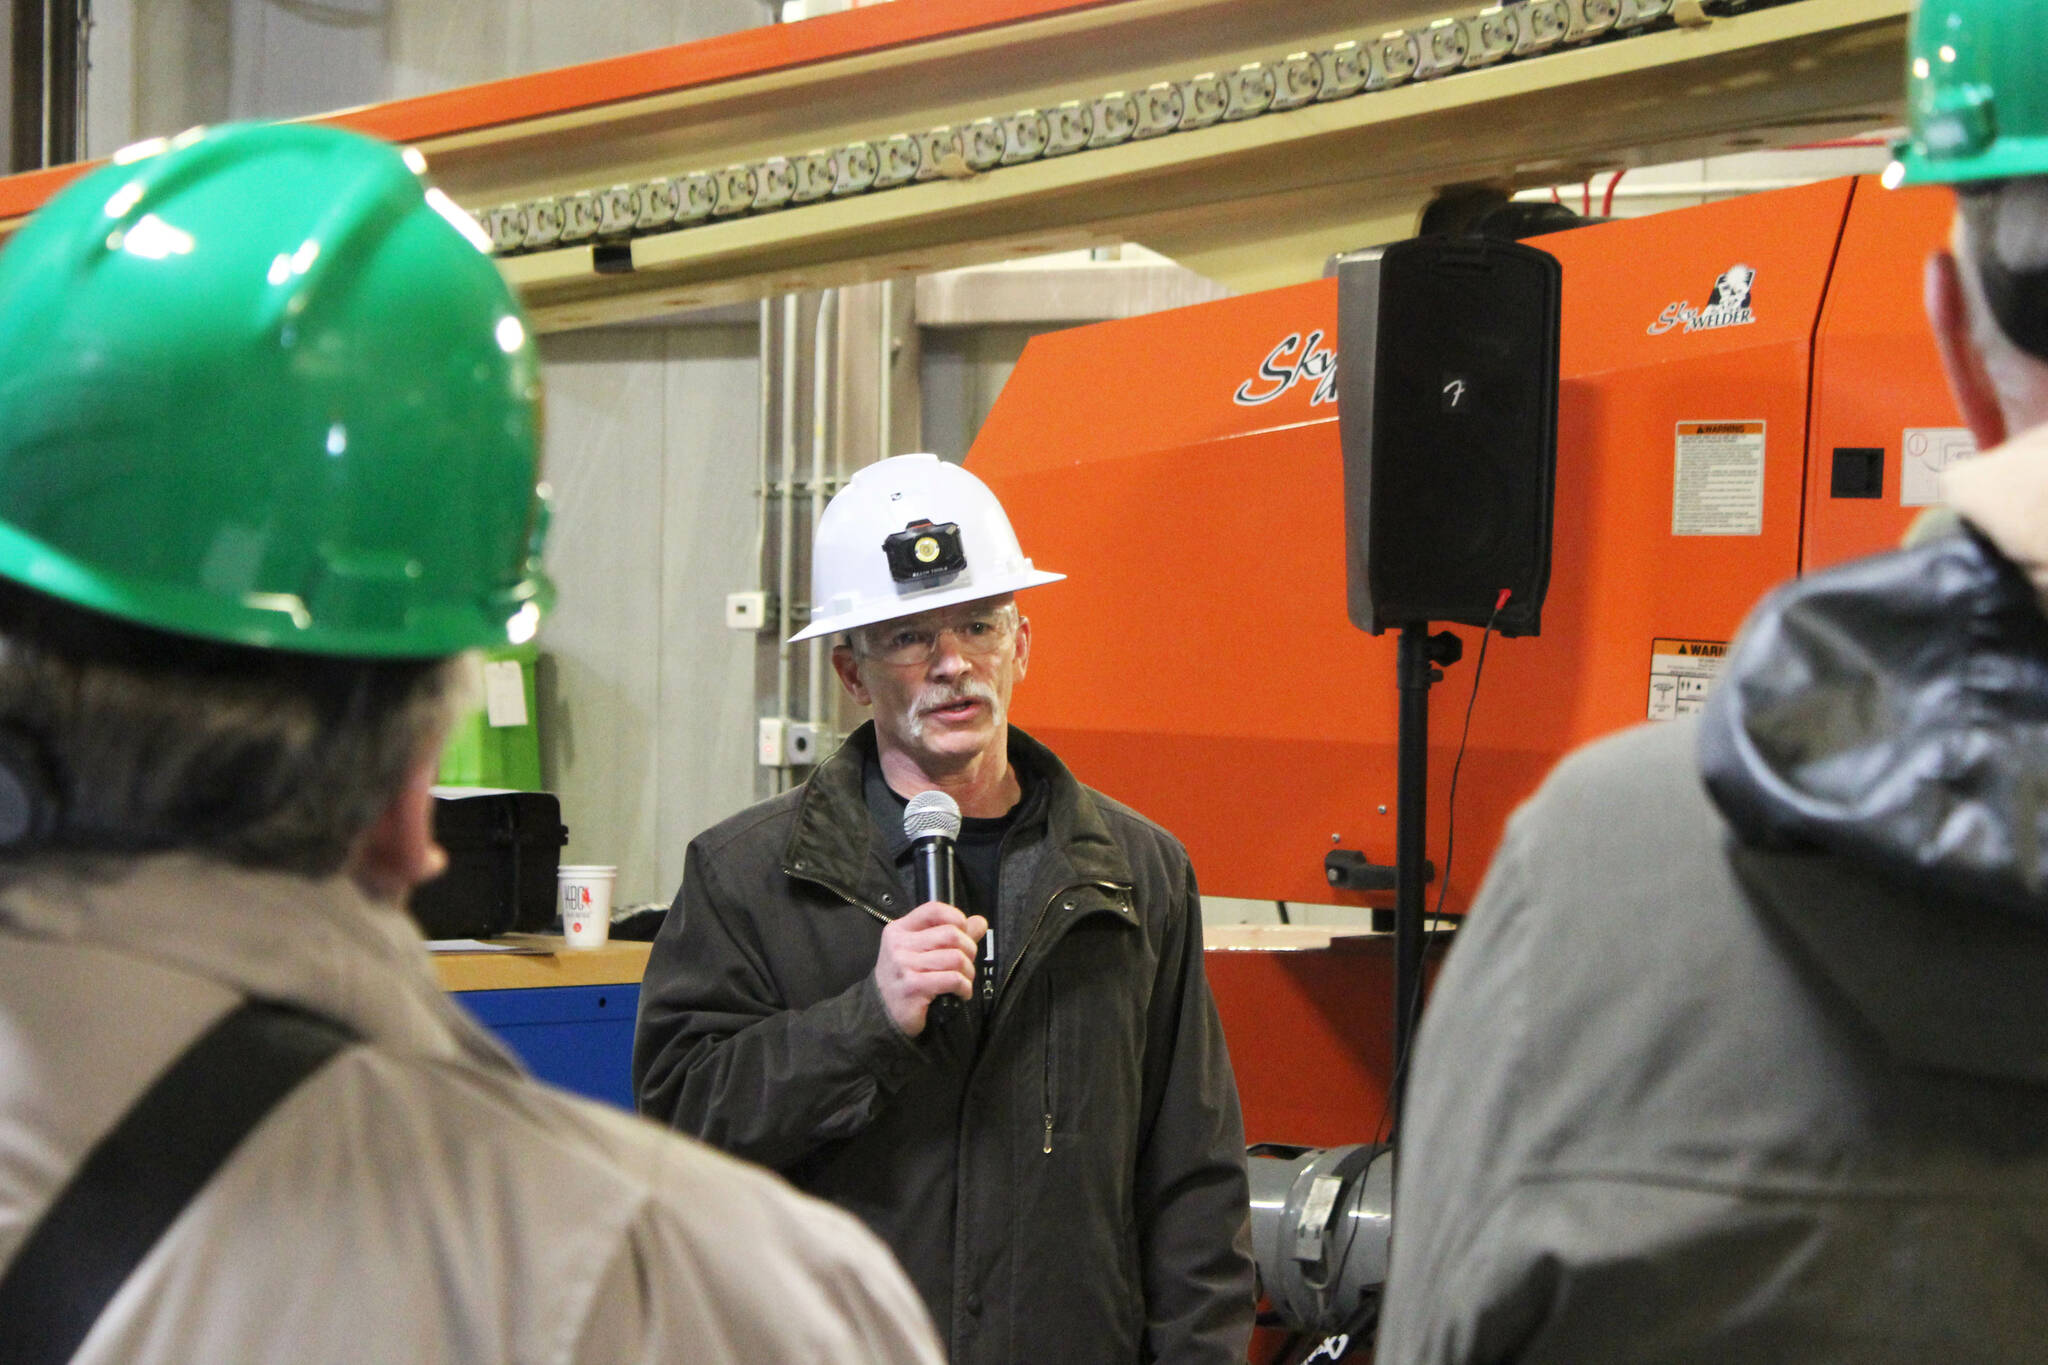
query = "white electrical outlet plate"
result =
(726, 591, 770, 631)
(757, 718, 786, 767)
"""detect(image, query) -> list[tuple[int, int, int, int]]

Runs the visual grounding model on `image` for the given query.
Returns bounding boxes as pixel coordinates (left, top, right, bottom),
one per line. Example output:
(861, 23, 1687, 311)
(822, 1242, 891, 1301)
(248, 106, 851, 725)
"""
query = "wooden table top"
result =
(431, 935, 653, 992)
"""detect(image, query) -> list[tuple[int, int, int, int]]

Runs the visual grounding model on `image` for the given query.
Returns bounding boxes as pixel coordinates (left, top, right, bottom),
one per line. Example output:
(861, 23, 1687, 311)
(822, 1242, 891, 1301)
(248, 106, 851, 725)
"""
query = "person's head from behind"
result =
(0, 588, 465, 900)
(1896, 0, 2048, 445)
(0, 123, 552, 898)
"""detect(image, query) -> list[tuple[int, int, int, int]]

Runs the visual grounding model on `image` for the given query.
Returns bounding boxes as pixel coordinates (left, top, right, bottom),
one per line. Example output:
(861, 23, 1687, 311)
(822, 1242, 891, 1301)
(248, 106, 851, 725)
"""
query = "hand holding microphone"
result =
(873, 791, 988, 1037)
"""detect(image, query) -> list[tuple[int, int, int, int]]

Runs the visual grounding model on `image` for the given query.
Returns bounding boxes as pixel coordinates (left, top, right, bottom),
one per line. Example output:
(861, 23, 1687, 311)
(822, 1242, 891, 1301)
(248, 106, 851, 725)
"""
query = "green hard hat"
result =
(0, 122, 552, 659)
(1893, 0, 2048, 187)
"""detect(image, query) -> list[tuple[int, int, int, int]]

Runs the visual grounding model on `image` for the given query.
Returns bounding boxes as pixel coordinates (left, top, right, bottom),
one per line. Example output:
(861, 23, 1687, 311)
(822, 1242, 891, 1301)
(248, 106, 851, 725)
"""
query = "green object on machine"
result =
(0, 123, 553, 659)
(1894, 0, 2048, 187)
(438, 644, 545, 791)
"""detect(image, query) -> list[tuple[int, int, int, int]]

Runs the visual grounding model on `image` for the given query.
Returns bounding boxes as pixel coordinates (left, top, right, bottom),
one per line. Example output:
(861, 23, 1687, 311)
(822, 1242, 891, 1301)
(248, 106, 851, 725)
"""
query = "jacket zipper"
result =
(788, 868, 893, 926)
(1005, 879, 1132, 1158)
(801, 867, 1125, 1161)
(1042, 973, 1056, 1155)
(1000, 879, 1132, 1000)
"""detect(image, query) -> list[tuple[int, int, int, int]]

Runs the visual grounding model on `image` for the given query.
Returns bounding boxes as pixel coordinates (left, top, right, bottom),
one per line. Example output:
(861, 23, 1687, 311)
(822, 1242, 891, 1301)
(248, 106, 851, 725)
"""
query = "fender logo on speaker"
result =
(1234, 329, 1339, 407)
(1647, 263, 1758, 336)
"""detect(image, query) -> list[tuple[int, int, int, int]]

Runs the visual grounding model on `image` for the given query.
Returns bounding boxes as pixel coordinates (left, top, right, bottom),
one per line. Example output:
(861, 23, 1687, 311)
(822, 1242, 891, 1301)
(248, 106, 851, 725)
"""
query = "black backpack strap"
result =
(0, 999, 359, 1365)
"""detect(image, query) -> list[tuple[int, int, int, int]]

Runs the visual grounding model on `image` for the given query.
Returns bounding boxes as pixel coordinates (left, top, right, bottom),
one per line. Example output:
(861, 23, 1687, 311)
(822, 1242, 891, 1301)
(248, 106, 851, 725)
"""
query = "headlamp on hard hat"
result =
(883, 520, 967, 585)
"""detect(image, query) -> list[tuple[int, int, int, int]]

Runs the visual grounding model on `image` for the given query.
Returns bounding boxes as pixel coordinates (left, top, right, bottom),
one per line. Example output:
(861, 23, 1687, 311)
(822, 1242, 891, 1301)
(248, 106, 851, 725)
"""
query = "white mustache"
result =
(906, 678, 1002, 740)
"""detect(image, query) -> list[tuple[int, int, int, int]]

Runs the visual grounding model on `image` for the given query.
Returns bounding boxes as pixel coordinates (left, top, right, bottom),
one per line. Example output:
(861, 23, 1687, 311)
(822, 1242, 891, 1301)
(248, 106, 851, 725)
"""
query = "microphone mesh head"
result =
(903, 789, 962, 841)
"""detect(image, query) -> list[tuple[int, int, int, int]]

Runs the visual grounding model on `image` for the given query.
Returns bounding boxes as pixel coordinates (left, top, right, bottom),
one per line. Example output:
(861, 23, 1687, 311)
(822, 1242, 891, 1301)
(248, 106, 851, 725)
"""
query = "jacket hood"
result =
(1698, 528, 2048, 1078)
(1699, 527, 2048, 919)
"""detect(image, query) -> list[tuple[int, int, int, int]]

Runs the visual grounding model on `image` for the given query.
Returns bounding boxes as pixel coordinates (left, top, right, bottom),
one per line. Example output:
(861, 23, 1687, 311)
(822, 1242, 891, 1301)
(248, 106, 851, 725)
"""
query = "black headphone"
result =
(0, 724, 60, 849)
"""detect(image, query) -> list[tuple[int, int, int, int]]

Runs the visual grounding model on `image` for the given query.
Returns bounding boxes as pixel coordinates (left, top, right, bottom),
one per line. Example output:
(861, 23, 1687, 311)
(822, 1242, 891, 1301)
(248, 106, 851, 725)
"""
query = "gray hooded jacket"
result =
(1378, 527, 2048, 1363)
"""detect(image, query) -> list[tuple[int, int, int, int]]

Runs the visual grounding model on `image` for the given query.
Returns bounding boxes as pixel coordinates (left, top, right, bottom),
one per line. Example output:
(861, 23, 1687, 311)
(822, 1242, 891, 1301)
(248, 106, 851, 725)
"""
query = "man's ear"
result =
(831, 644, 873, 706)
(1927, 246, 2011, 452)
(350, 750, 447, 905)
(1012, 614, 1031, 682)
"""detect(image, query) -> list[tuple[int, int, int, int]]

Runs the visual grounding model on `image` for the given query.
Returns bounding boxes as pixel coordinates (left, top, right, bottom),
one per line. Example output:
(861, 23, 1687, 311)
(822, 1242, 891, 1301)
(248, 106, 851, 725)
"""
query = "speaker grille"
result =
(1336, 237, 1561, 636)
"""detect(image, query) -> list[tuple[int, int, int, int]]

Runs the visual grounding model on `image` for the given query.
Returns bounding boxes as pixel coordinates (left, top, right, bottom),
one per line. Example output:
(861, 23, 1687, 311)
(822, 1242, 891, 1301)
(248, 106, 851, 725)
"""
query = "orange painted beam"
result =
(0, 163, 93, 225)
(0, 0, 1120, 225)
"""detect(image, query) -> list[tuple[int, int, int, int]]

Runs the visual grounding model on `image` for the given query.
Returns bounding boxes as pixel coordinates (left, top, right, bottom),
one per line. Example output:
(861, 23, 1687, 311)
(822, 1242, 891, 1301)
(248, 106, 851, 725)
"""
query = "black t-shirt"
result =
(952, 811, 1012, 926)
(864, 756, 1040, 981)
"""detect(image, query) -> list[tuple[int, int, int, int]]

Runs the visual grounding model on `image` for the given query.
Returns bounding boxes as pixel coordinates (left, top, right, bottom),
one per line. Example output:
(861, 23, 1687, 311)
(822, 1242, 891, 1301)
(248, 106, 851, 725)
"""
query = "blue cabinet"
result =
(453, 983, 640, 1111)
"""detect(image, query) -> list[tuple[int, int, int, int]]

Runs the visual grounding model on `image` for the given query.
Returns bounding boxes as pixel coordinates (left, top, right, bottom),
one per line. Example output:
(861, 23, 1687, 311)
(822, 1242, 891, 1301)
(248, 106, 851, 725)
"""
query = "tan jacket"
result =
(0, 854, 943, 1365)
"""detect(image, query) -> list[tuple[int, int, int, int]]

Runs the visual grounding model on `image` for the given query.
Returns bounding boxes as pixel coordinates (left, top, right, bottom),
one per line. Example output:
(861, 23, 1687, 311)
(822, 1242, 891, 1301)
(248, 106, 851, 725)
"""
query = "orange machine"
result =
(968, 173, 1962, 1154)
(1807, 180, 1973, 569)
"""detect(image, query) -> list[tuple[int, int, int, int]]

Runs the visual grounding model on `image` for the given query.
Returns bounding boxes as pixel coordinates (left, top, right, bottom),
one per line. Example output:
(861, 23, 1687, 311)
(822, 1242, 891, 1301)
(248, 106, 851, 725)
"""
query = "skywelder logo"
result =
(1648, 263, 1758, 336)
(1234, 330, 1338, 407)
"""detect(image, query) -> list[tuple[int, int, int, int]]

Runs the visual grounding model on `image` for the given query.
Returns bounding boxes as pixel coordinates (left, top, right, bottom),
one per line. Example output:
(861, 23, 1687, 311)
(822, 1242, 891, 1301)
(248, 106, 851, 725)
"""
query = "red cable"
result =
(1602, 168, 1626, 217)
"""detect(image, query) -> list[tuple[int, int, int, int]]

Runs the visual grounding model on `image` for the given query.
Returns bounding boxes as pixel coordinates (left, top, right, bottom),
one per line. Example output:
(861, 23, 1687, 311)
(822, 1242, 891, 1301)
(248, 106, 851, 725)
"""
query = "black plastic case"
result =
(407, 791, 568, 940)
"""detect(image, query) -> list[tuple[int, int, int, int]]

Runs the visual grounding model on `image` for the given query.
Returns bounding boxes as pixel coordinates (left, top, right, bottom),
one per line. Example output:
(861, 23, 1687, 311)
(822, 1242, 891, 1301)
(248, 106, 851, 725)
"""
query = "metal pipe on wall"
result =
(807, 289, 837, 739)
(755, 298, 776, 787)
(755, 298, 774, 595)
(774, 293, 799, 792)
(877, 279, 893, 461)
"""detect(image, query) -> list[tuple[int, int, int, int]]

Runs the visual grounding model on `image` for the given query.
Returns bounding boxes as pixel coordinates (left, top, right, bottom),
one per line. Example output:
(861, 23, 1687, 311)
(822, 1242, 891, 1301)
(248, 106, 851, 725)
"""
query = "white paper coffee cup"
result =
(558, 865, 617, 950)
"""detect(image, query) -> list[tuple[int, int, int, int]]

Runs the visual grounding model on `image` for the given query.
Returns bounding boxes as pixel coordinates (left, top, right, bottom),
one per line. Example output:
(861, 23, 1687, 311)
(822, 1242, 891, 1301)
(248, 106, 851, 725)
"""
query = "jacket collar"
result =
(0, 852, 521, 1075)
(784, 722, 1132, 897)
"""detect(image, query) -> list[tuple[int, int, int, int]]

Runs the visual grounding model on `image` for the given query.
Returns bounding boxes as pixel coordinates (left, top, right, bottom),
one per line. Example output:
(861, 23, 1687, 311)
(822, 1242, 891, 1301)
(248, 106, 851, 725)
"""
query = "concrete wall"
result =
(536, 324, 762, 907)
(100, 0, 772, 154)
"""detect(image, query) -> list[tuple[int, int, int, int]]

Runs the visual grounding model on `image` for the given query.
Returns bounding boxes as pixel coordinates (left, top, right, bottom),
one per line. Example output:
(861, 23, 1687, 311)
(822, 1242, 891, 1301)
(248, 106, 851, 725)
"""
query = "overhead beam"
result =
(0, 0, 1909, 330)
(494, 0, 1908, 329)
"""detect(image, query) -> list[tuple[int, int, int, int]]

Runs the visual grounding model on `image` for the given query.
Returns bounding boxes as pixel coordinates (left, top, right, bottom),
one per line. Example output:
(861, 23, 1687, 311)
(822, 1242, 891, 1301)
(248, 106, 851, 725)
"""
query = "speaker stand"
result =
(1391, 622, 1463, 1142)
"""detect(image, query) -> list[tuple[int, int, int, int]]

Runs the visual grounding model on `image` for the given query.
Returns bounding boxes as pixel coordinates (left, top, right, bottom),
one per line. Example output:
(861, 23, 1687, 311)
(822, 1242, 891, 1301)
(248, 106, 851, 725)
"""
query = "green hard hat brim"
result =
(1893, 134, 2048, 188)
(0, 518, 554, 660)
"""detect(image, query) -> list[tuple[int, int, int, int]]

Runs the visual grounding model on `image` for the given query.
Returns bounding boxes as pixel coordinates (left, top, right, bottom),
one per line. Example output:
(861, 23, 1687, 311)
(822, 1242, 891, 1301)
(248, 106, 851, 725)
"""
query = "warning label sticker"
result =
(1900, 427, 1978, 508)
(1648, 638, 1727, 722)
(1674, 421, 1765, 536)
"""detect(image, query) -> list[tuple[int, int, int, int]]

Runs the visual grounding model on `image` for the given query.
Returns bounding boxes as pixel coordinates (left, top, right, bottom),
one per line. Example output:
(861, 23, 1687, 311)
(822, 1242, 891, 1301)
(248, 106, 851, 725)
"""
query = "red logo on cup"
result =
(581, 888, 591, 904)
(571, 921, 584, 933)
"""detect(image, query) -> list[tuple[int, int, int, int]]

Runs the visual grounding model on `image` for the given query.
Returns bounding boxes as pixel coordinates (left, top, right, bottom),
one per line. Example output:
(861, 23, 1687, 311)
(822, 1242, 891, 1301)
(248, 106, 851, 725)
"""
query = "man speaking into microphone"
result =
(633, 454, 1254, 1365)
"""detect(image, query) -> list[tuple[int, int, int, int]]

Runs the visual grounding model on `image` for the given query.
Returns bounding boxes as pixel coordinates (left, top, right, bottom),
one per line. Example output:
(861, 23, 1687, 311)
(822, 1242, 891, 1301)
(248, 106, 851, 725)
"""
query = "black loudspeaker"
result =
(1334, 236, 1561, 636)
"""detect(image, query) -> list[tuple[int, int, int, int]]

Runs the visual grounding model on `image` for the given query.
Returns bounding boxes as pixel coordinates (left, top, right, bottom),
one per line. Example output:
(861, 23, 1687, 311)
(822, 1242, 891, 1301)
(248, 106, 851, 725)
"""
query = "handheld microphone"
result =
(905, 789, 960, 907)
(904, 790, 966, 1025)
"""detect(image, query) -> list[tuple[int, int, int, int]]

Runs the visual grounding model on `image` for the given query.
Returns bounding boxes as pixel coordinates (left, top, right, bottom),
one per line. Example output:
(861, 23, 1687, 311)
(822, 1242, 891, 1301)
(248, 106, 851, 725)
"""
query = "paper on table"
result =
(426, 938, 553, 955)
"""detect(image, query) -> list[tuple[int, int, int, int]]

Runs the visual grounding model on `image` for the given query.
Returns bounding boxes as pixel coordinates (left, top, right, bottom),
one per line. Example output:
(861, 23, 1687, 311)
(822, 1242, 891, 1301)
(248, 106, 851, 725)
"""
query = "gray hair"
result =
(1957, 177, 2048, 363)
(1960, 178, 2048, 276)
(0, 610, 463, 876)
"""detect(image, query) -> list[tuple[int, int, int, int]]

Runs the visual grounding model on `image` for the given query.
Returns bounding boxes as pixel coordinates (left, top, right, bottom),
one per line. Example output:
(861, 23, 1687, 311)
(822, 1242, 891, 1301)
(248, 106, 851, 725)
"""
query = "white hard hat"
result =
(790, 453, 1063, 643)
